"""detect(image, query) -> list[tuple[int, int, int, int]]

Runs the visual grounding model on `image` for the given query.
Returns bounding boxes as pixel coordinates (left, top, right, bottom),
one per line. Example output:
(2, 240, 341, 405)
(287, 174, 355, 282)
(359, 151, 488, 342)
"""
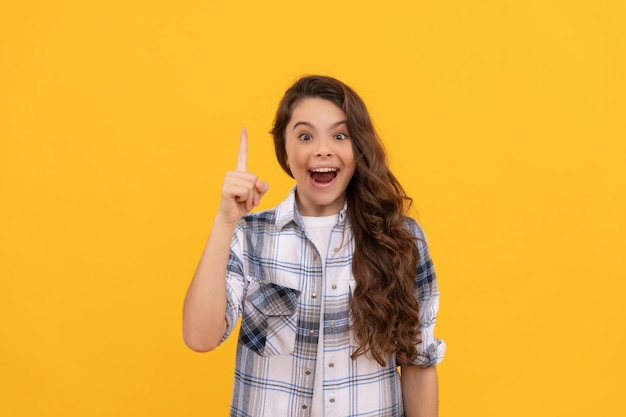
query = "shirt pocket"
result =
(239, 276, 301, 356)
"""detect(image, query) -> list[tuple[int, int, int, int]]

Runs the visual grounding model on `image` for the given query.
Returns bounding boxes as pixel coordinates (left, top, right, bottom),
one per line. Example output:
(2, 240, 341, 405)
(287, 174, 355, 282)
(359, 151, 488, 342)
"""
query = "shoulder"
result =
(238, 207, 279, 231)
(403, 216, 427, 241)
(402, 216, 434, 259)
(236, 189, 299, 235)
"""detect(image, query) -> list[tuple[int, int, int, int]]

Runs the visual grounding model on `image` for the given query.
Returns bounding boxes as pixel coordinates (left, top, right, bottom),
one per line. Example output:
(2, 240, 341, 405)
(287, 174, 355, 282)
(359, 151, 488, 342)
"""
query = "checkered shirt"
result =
(221, 189, 445, 417)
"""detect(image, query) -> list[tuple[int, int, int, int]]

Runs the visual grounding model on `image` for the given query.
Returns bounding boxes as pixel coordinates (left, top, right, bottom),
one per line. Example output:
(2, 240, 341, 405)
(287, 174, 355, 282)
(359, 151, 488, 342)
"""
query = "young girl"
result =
(183, 75, 445, 417)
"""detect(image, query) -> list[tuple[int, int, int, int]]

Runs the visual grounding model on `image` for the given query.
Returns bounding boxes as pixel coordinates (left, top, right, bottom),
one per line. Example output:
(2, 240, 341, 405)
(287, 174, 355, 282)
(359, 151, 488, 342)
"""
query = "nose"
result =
(315, 137, 333, 157)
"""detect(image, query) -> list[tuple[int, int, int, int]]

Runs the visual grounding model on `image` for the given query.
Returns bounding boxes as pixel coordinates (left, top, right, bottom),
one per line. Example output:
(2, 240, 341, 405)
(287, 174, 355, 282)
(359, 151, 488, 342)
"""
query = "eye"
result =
(298, 133, 313, 141)
(334, 133, 349, 140)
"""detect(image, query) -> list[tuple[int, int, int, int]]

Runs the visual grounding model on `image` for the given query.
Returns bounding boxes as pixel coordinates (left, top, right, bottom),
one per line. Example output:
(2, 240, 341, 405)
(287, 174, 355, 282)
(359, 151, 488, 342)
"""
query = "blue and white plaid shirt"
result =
(221, 189, 445, 417)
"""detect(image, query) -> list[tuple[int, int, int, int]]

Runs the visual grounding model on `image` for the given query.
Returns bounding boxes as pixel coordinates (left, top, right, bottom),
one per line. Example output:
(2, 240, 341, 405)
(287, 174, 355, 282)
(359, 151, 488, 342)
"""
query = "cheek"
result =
(342, 148, 356, 165)
(288, 148, 306, 165)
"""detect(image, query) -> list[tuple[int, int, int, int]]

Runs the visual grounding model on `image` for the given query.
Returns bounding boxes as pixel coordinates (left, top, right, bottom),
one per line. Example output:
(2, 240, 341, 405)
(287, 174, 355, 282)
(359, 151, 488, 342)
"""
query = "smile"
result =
(309, 167, 338, 184)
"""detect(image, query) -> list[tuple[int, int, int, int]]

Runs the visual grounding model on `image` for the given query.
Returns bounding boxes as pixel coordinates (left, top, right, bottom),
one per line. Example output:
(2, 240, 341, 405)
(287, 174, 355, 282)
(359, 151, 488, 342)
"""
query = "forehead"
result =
(289, 98, 346, 126)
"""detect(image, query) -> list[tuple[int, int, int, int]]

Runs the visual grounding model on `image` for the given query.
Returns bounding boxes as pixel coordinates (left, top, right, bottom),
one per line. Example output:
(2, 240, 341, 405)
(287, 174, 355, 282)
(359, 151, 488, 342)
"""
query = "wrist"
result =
(213, 214, 240, 229)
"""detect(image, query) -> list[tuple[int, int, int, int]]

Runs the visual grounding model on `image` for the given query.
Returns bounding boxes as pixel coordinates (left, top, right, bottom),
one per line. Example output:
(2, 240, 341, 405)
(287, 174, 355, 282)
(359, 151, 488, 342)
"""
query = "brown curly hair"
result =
(270, 75, 421, 366)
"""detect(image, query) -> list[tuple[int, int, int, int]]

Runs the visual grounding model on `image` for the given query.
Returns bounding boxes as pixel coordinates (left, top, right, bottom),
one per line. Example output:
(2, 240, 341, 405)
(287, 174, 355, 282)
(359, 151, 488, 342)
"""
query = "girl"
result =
(183, 75, 445, 417)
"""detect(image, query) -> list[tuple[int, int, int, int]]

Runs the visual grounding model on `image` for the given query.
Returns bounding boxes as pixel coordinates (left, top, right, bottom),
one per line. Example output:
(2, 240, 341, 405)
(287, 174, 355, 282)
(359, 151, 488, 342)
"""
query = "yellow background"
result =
(1, 1, 624, 416)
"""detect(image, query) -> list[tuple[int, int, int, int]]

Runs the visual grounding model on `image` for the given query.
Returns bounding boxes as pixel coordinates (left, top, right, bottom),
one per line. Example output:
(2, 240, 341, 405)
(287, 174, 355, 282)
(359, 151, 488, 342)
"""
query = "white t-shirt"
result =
(301, 214, 338, 417)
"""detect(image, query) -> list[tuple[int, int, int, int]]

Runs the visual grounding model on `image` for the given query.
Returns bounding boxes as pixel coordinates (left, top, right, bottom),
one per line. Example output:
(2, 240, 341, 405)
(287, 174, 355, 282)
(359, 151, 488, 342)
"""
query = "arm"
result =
(401, 365, 439, 417)
(401, 220, 445, 416)
(182, 128, 268, 352)
(182, 218, 237, 352)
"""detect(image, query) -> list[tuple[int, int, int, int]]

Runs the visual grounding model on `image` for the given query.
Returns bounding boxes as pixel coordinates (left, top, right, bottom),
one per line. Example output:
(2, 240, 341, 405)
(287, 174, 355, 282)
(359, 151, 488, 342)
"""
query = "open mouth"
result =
(309, 167, 338, 184)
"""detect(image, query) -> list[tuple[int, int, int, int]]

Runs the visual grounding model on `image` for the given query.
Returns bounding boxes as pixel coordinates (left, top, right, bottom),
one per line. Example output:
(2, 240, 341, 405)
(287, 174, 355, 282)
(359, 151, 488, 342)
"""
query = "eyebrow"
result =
(292, 120, 348, 130)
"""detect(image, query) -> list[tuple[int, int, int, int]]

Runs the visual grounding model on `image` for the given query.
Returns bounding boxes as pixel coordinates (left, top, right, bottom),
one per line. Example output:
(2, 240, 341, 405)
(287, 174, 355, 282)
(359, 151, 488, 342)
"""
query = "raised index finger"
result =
(236, 127, 248, 172)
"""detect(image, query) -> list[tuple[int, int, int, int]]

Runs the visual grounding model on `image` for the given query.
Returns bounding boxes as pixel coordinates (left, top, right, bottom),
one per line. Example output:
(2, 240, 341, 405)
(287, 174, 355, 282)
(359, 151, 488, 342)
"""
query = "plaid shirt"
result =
(221, 189, 445, 417)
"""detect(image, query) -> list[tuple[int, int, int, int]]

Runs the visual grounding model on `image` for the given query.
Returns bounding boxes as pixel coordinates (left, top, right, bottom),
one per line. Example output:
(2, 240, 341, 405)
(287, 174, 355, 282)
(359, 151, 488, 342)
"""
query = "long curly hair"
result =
(270, 75, 421, 366)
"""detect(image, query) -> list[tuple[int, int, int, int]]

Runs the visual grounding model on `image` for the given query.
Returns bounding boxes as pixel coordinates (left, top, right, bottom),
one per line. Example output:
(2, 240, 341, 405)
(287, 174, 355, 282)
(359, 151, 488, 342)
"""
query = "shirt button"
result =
(330, 321, 335, 327)
(302, 404, 308, 410)
(313, 255, 318, 261)
(330, 398, 335, 403)
(309, 330, 315, 336)
(331, 284, 337, 290)
(328, 362, 334, 368)
(305, 369, 311, 375)
(311, 293, 317, 299)
(333, 248, 338, 252)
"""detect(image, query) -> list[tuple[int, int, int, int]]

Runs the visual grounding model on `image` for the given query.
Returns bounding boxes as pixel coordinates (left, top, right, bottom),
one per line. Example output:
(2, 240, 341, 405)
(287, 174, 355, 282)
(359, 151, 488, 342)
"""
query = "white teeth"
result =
(311, 168, 337, 173)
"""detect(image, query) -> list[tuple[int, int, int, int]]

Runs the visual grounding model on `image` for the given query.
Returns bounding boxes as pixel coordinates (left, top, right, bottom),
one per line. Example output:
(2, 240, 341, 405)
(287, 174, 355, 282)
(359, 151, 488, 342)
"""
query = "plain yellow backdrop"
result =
(1, 1, 624, 416)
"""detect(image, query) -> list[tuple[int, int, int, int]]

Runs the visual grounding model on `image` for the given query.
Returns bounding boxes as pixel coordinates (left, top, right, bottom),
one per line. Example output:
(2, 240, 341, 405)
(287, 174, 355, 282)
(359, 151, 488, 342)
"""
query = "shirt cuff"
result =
(400, 338, 446, 368)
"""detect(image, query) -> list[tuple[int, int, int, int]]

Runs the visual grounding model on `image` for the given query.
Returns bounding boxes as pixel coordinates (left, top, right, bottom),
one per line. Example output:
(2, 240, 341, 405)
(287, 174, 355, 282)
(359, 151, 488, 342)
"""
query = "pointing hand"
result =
(218, 128, 269, 224)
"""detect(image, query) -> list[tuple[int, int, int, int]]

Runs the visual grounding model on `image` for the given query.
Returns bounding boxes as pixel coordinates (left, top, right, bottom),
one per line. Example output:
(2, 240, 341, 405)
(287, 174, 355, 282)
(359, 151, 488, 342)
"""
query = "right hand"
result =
(217, 127, 269, 224)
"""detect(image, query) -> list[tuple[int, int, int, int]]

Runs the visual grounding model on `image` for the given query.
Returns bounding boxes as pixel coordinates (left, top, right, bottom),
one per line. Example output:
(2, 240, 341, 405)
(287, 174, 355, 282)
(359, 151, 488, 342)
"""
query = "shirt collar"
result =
(275, 186, 348, 231)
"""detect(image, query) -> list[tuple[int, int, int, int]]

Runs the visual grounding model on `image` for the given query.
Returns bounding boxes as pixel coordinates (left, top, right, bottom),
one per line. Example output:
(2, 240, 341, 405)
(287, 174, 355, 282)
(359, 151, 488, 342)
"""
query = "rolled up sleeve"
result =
(405, 219, 446, 367)
(219, 225, 246, 346)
